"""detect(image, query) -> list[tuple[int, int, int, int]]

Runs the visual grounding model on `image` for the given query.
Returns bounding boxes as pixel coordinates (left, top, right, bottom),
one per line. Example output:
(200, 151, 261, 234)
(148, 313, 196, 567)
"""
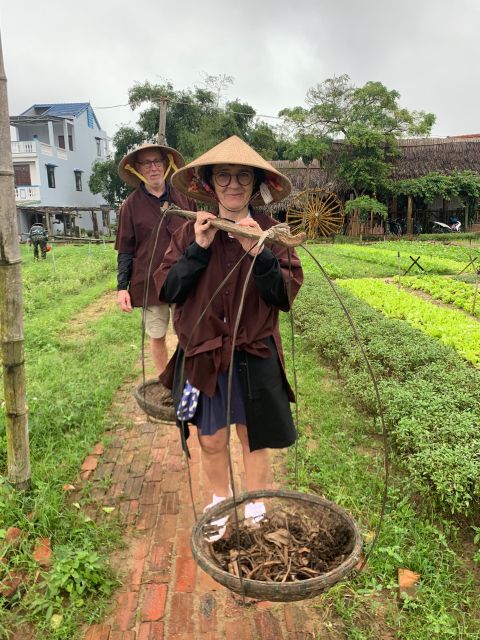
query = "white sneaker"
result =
(244, 501, 266, 527)
(203, 494, 230, 542)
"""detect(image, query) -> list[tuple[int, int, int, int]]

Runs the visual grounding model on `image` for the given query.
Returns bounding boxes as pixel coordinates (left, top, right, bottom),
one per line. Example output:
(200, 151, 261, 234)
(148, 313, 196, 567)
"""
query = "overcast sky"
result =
(2, 0, 479, 145)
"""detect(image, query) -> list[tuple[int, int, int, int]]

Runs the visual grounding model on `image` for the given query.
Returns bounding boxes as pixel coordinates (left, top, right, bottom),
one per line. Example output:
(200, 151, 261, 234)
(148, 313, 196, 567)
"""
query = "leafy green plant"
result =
(338, 277, 480, 366)
(293, 272, 480, 513)
(30, 546, 117, 621)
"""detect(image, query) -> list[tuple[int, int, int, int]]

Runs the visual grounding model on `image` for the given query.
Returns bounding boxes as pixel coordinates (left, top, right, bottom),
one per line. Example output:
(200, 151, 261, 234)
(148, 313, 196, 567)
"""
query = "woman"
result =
(154, 136, 303, 535)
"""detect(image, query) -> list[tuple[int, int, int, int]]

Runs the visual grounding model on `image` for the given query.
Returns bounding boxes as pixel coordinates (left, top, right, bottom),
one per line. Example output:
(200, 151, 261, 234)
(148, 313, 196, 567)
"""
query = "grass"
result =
(281, 321, 480, 639)
(0, 245, 142, 639)
(1, 239, 479, 638)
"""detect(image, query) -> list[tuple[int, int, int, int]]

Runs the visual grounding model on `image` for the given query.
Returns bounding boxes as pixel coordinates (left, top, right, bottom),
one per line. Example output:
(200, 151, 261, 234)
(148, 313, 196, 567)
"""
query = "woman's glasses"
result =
(213, 170, 254, 187)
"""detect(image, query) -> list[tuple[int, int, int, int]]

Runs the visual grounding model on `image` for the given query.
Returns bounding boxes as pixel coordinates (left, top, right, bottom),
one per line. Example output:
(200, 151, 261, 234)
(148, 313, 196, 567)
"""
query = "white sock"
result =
(244, 501, 266, 521)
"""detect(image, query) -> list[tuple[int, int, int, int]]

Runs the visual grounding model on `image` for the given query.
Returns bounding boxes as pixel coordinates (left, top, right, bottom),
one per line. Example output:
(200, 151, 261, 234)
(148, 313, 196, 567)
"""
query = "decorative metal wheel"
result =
(286, 189, 344, 238)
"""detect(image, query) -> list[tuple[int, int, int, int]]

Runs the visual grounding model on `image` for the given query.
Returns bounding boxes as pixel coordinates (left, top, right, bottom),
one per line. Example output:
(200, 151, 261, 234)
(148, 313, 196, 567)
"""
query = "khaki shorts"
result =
(142, 304, 172, 339)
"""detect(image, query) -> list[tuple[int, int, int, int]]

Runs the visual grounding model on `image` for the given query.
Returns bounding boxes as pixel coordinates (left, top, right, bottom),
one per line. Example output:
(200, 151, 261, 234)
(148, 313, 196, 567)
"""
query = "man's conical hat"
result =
(118, 142, 185, 188)
(171, 135, 291, 206)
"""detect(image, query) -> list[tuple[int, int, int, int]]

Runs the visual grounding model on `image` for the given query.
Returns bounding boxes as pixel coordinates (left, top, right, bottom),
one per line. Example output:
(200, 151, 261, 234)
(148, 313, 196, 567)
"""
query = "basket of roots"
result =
(134, 379, 176, 422)
(191, 488, 363, 602)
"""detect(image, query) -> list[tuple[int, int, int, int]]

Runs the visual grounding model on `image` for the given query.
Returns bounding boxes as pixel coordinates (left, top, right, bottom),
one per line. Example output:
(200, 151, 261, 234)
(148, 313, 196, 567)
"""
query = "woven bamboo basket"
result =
(134, 379, 176, 422)
(191, 489, 362, 602)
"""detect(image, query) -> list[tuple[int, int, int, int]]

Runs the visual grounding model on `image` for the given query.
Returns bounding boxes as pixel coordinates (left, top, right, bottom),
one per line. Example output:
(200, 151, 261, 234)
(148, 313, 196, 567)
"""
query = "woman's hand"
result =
(235, 217, 264, 256)
(194, 212, 218, 249)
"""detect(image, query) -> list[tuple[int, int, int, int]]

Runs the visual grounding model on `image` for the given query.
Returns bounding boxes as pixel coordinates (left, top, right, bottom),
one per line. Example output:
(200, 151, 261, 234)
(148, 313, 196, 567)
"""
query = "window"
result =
(95, 137, 101, 156)
(14, 164, 31, 186)
(58, 135, 74, 151)
(46, 164, 56, 189)
(74, 170, 83, 191)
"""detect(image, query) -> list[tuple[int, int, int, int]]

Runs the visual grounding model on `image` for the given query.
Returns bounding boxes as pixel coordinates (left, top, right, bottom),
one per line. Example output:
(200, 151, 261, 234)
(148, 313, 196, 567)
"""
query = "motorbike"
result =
(431, 220, 462, 233)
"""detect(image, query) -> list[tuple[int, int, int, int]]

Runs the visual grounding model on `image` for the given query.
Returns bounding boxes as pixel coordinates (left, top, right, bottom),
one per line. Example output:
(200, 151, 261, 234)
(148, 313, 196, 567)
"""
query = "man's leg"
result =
(41, 241, 47, 258)
(150, 336, 168, 376)
(144, 304, 171, 376)
(33, 241, 39, 259)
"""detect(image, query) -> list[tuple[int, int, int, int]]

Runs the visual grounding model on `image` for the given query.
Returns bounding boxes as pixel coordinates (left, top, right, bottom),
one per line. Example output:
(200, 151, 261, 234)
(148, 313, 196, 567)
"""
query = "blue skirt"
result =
(191, 361, 247, 436)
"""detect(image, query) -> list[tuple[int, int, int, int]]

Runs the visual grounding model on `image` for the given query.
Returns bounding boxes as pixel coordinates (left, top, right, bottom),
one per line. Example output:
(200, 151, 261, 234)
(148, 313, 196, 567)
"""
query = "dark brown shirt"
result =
(115, 186, 196, 307)
(154, 211, 304, 396)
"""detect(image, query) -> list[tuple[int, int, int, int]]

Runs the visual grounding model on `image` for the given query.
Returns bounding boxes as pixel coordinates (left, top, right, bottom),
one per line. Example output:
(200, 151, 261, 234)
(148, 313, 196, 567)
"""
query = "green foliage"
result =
(281, 74, 435, 195)
(394, 170, 480, 204)
(281, 322, 480, 638)
(339, 277, 480, 366)
(30, 546, 117, 618)
(0, 245, 141, 638)
(400, 274, 480, 316)
(89, 78, 287, 205)
(282, 134, 331, 165)
(293, 268, 480, 513)
(344, 195, 388, 221)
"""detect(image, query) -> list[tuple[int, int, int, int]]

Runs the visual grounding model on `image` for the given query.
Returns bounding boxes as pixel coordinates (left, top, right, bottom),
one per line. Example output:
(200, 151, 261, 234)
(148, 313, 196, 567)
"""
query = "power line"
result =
(92, 98, 286, 121)
(92, 100, 473, 140)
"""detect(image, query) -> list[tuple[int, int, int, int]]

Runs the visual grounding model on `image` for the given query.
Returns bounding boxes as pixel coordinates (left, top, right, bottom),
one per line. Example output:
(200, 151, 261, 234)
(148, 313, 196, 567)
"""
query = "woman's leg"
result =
(197, 427, 231, 498)
(235, 424, 270, 493)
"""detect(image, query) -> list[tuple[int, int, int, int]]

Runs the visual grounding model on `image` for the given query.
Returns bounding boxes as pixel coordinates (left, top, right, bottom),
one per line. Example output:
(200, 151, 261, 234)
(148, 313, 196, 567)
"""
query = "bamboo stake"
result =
(0, 31, 31, 489)
(165, 208, 307, 248)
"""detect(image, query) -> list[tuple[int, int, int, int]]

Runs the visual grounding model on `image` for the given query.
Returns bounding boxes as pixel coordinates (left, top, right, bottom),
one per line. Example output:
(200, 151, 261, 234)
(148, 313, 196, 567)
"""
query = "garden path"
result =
(78, 337, 340, 640)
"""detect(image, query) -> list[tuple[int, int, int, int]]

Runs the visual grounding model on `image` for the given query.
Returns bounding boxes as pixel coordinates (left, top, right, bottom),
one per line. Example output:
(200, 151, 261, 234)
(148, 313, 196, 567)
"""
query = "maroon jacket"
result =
(115, 186, 196, 307)
(154, 211, 304, 397)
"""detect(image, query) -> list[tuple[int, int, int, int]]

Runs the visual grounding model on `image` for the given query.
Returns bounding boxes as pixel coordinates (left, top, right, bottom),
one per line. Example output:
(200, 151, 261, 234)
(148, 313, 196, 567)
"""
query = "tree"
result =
(89, 79, 285, 206)
(280, 75, 436, 197)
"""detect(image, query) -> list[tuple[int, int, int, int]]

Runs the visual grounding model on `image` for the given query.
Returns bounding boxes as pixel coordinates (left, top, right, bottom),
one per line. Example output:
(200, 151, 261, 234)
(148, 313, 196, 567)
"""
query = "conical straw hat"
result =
(118, 142, 185, 188)
(171, 135, 291, 206)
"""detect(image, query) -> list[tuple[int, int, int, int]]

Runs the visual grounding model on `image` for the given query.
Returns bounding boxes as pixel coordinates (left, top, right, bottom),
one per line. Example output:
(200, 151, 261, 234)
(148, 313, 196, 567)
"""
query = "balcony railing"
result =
(15, 185, 41, 202)
(11, 141, 66, 158)
(11, 140, 37, 154)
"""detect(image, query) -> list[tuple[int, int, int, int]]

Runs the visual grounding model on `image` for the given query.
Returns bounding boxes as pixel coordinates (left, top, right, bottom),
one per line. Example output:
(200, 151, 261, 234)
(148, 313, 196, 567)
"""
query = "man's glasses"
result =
(137, 159, 164, 169)
(213, 170, 254, 187)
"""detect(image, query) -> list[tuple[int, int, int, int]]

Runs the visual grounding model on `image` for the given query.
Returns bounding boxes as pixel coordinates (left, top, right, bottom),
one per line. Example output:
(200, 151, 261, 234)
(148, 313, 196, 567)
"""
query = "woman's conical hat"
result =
(171, 135, 291, 206)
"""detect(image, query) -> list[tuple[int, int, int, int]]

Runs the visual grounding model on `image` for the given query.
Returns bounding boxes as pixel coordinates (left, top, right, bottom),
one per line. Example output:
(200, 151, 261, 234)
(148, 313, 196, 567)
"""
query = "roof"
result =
(11, 103, 102, 130)
(268, 136, 480, 189)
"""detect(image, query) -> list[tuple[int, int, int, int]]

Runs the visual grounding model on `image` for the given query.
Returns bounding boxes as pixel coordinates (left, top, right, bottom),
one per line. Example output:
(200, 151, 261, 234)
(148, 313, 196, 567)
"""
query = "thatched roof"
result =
(269, 157, 349, 197)
(266, 136, 480, 201)
(391, 136, 480, 180)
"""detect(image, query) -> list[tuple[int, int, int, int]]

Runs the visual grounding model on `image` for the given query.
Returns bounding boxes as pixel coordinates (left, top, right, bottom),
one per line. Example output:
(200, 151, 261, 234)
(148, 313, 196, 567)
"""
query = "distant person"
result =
(29, 222, 48, 260)
(116, 143, 196, 376)
(448, 212, 460, 230)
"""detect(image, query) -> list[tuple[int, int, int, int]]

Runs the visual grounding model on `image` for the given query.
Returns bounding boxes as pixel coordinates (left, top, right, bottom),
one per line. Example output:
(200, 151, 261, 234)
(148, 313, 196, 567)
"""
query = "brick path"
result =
(81, 365, 332, 640)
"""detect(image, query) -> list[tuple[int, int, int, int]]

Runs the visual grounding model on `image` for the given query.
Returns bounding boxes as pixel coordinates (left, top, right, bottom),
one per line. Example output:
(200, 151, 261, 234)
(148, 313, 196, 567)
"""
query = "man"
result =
(116, 143, 196, 375)
(29, 222, 48, 260)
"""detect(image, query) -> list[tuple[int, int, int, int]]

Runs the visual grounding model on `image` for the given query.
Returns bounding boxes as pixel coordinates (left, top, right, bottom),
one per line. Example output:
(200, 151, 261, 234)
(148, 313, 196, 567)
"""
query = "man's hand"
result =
(117, 289, 133, 312)
(194, 212, 218, 249)
(235, 217, 264, 256)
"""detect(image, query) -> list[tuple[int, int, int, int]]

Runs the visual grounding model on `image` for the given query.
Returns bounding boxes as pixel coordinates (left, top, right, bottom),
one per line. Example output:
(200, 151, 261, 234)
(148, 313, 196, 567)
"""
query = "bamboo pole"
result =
(165, 208, 307, 248)
(0, 31, 31, 489)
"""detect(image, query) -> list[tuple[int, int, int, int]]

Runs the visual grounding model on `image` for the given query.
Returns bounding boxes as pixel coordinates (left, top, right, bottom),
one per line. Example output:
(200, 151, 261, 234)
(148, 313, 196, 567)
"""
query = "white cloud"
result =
(2, 0, 479, 142)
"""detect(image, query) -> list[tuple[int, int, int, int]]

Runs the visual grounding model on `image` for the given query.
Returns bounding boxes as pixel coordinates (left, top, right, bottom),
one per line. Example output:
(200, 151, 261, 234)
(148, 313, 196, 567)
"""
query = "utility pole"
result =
(157, 97, 168, 145)
(0, 29, 31, 490)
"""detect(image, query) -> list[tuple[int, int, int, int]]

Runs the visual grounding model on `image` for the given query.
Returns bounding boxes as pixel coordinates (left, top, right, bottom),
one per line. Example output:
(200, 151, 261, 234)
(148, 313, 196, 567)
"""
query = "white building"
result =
(11, 102, 113, 237)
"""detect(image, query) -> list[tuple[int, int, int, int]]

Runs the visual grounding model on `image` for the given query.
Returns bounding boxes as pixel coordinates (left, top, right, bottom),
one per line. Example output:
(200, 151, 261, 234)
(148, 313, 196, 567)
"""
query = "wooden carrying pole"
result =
(0, 31, 31, 489)
(165, 209, 307, 248)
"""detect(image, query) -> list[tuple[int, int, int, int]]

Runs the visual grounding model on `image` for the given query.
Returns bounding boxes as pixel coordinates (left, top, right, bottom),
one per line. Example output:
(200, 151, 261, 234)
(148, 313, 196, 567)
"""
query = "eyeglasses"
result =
(212, 170, 254, 187)
(137, 159, 164, 169)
